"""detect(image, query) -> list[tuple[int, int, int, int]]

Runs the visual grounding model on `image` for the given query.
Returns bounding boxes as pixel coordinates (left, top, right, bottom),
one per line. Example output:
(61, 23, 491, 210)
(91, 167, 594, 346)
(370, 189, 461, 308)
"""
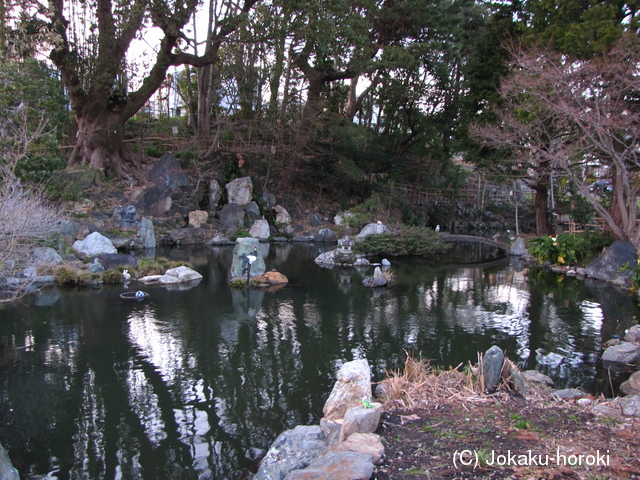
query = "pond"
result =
(0, 242, 638, 479)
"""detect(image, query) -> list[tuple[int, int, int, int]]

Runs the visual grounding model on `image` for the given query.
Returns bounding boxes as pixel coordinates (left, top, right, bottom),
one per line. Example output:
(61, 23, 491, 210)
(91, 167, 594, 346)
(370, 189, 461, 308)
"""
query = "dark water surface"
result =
(0, 242, 638, 479)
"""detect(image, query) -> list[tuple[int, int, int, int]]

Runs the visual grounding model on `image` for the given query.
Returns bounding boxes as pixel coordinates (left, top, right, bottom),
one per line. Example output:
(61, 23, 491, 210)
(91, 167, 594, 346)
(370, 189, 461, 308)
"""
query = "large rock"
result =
(137, 217, 156, 249)
(585, 241, 637, 283)
(249, 219, 271, 240)
(72, 232, 117, 256)
(284, 451, 374, 480)
(247, 201, 261, 221)
(188, 210, 209, 228)
(315, 229, 338, 243)
(113, 205, 138, 228)
(226, 176, 253, 205)
(218, 203, 246, 233)
(483, 345, 504, 393)
(275, 205, 291, 225)
(134, 184, 172, 217)
(147, 153, 189, 190)
(94, 253, 138, 270)
(208, 179, 223, 211)
(340, 403, 383, 442)
(621, 371, 640, 396)
(0, 441, 19, 480)
(625, 325, 640, 344)
(601, 342, 640, 365)
(510, 237, 527, 256)
(167, 228, 215, 245)
(230, 237, 266, 278)
(356, 222, 389, 240)
(263, 271, 289, 285)
(333, 433, 385, 465)
(521, 370, 554, 387)
(157, 266, 203, 285)
(253, 425, 327, 480)
(323, 359, 372, 421)
(32, 247, 62, 265)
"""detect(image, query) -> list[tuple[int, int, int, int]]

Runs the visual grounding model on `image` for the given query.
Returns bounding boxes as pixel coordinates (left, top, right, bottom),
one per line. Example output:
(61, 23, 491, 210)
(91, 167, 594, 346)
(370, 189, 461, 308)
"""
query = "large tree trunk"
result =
(71, 115, 138, 179)
(533, 183, 553, 236)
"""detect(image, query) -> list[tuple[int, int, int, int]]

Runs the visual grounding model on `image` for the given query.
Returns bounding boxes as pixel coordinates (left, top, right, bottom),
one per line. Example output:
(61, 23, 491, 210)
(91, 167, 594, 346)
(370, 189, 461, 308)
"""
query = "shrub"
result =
(55, 266, 79, 284)
(354, 226, 449, 256)
(135, 258, 187, 277)
(527, 232, 614, 266)
(102, 269, 124, 284)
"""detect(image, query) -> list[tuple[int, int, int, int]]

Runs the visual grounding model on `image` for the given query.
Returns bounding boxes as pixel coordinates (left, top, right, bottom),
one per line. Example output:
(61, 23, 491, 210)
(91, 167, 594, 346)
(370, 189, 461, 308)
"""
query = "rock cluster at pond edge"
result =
(253, 359, 384, 480)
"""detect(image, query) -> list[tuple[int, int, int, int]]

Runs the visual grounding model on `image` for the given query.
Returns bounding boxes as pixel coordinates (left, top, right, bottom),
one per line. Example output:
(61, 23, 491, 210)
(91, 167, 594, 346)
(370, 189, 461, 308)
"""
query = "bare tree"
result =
(0, 107, 66, 302)
(42, 0, 259, 177)
(473, 35, 640, 246)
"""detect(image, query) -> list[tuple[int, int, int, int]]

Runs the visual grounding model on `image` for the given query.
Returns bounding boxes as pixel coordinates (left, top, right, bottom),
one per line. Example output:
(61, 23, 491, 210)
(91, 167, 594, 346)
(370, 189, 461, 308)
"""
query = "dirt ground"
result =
(373, 392, 640, 480)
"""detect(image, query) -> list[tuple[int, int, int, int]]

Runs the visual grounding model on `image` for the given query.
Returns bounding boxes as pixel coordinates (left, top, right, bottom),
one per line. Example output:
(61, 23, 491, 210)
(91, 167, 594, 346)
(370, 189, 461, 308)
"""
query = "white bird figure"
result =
(122, 269, 131, 280)
(241, 247, 259, 280)
(435, 225, 440, 232)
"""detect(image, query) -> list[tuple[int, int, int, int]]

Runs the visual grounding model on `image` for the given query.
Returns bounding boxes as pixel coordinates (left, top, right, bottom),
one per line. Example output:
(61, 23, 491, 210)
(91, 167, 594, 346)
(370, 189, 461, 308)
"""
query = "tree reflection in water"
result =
(0, 243, 638, 479)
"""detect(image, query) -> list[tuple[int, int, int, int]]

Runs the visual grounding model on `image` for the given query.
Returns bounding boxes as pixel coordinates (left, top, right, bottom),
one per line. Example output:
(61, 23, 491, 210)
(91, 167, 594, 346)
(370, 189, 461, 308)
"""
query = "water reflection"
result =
(0, 243, 638, 479)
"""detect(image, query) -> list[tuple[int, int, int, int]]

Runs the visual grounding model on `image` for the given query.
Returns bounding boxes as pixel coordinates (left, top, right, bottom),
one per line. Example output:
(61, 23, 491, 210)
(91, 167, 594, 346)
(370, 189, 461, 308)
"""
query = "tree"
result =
(41, 0, 259, 177)
(0, 83, 66, 301)
(473, 35, 640, 246)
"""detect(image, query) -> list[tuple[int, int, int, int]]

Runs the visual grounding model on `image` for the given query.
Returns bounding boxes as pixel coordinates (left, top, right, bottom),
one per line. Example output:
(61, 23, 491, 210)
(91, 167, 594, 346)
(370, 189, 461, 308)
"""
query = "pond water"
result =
(0, 242, 638, 479)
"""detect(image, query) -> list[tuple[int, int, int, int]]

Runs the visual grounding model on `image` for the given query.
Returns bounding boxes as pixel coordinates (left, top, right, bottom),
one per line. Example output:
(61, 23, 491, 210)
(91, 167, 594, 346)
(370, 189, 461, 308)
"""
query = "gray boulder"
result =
(275, 205, 291, 225)
(340, 403, 383, 442)
(32, 247, 62, 265)
(157, 266, 203, 285)
(356, 222, 389, 240)
(253, 426, 327, 480)
(230, 237, 266, 278)
(323, 359, 372, 421)
(147, 153, 189, 190)
(585, 241, 637, 283)
(113, 205, 138, 228)
(247, 201, 261, 221)
(510, 237, 527, 256)
(262, 192, 276, 209)
(362, 276, 387, 287)
(625, 325, 640, 344)
(94, 254, 138, 270)
(483, 345, 504, 393)
(249, 219, 271, 240)
(73, 232, 117, 256)
(310, 213, 323, 227)
(225, 176, 253, 205)
(134, 184, 172, 217)
(137, 217, 156, 249)
(0, 441, 19, 480)
(602, 342, 640, 365)
(284, 451, 374, 480)
(208, 179, 223, 211)
(314, 228, 338, 243)
(552, 388, 587, 400)
(621, 371, 640, 396)
(218, 203, 246, 233)
(521, 370, 554, 387)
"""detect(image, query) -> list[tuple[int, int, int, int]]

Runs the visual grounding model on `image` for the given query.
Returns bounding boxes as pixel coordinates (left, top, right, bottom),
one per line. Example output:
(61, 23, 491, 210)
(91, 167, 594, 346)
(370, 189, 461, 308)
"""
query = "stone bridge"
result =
(441, 234, 511, 252)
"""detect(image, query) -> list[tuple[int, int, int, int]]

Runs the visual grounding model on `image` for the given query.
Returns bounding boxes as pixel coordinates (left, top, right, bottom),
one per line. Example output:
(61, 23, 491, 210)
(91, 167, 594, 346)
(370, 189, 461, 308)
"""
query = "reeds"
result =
(378, 351, 524, 409)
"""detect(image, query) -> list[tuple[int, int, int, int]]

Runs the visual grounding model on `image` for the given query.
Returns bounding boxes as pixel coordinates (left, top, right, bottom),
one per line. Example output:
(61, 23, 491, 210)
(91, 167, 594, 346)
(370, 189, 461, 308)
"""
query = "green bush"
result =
(527, 232, 613, 266)
(55, 266, 78, 284)
(103, 269, 124, 284)
(354, 226, 449, 256)
(136, 258, 188, 277)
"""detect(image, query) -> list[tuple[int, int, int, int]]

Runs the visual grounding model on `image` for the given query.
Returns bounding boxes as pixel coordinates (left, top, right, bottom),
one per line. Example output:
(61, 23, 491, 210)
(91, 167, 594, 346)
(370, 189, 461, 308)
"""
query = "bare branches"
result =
(472, 34, 640, 246)
(0, 104, 66, 302)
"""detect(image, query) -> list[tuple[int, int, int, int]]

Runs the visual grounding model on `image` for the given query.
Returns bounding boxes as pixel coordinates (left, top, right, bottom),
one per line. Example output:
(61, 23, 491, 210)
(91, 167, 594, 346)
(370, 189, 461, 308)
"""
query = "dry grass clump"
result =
(378, 351, 526, 410)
